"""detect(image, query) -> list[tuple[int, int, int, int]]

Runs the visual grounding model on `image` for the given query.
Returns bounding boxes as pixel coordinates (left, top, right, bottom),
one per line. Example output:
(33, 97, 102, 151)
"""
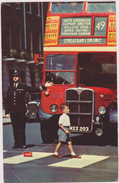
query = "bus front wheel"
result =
(40, 121, 58, 143)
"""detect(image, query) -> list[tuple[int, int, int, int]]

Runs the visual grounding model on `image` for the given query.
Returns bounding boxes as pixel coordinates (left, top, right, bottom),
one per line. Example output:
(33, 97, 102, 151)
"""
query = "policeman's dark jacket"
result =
(5, 83, 46, 114)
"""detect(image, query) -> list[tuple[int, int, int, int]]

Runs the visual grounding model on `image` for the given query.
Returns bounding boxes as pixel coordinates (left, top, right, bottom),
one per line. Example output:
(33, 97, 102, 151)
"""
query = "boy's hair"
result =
(60, 102, 69, 111)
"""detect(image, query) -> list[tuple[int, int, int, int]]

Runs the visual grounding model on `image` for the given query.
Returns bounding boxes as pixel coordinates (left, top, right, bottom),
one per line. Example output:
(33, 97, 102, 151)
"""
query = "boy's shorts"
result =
(58, 127, 71, 142)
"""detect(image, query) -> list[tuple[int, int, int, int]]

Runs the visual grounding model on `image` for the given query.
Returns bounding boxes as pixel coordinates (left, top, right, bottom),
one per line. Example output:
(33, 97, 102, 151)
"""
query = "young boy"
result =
(54, 102, 81, 158)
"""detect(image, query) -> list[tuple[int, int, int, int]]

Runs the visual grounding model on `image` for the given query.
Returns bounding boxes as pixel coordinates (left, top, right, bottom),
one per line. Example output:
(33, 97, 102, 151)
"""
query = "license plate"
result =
(69, 126, 89, 132)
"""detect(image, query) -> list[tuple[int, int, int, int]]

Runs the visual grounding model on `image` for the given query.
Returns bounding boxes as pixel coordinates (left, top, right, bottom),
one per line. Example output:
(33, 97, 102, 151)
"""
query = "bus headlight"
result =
(45, 90, 50, 96)
(98, 106, 106, 115)
(50, 104, 58, 113)
(96, 116, 100, 122)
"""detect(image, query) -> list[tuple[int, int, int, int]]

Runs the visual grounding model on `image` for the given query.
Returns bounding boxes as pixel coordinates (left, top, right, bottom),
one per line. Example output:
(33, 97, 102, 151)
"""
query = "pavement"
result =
(2, 110, 11, 124)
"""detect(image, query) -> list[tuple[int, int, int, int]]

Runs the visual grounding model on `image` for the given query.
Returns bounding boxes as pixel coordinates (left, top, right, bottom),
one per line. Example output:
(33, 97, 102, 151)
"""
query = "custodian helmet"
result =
(13, 69, 21, 77)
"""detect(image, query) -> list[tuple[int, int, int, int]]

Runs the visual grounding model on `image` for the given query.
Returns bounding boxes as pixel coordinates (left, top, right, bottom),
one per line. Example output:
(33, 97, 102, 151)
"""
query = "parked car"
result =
(25, 92, 41, 122)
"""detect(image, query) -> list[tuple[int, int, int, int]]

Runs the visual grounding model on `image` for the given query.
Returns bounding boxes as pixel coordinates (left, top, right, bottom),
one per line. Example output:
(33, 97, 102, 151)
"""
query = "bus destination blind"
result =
(61, 17, 92, 36)
(60, 17, 107, 44)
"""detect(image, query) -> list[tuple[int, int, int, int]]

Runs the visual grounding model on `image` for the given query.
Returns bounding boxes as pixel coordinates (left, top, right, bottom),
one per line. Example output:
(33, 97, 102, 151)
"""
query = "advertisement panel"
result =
(44, 16, 59, 46)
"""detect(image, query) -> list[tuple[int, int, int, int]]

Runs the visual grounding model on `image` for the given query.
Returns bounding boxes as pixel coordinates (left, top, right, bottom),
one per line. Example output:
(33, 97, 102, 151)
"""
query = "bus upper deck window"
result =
(51, 2, 83, 13)
(87, 2, 116, 13)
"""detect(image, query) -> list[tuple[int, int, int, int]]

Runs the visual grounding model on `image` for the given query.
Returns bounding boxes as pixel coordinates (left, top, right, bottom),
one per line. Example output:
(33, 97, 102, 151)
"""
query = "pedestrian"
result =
(5, 68, 53, 149)
(54, 102, 81, 158)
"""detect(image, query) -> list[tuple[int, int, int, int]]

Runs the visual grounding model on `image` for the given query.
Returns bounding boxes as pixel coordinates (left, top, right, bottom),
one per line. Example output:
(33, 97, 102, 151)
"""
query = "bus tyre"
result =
(95, 135, 106, 146)
(40, 122, 58, 143)
(93, 127, 106, 146)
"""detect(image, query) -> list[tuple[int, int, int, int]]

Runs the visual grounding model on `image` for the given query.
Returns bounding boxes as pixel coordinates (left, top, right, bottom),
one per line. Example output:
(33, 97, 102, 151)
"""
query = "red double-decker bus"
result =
(35, 1, 117, 144)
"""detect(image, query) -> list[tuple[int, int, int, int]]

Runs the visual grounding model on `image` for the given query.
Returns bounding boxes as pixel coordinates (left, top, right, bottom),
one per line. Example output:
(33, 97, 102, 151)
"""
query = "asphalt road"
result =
(3, 123, 118, 183)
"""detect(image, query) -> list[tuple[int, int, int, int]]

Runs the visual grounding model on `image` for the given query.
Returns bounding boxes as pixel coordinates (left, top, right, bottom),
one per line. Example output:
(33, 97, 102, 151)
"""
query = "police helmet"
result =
(13, 69, 21, 77)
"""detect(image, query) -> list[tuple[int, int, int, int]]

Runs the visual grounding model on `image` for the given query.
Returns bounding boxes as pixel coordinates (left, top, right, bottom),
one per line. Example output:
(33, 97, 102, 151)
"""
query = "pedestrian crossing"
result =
(3, 152, 53, 164)
(3, 151, 110, 169)
(48, 155, 109, 168)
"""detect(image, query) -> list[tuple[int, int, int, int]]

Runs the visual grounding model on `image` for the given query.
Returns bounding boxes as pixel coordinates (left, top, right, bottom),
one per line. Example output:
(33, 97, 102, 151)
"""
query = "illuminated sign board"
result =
(60, 17, 108, 44)
(60, 18, 92, 36)
(94, 17, 107, 36)
(59, 38, 106, 44)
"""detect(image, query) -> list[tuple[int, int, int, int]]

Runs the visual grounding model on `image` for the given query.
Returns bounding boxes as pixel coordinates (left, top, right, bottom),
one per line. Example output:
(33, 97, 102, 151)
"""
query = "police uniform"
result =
(5, 69, 46, 149)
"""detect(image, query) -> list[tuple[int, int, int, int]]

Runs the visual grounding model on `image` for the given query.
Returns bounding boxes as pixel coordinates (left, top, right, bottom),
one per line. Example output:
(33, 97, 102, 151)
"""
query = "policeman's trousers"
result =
(10, 113, 26, 146)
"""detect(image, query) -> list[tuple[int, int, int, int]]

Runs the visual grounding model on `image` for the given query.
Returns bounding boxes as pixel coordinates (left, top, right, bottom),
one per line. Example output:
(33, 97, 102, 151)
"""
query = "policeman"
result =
(5, 69, 53, 149)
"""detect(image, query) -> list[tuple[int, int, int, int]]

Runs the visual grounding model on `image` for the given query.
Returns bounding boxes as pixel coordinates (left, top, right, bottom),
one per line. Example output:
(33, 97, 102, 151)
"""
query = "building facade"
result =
(1, 2, 48, 106)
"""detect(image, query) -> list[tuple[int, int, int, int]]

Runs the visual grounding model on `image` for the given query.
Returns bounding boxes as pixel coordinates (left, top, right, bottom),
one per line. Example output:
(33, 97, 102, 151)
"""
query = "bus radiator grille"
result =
(66, 89, 94, 132)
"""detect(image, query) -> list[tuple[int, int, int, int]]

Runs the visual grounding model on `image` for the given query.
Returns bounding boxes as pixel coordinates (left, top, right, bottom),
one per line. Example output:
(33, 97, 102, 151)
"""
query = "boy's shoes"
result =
(53, 154, 63, 158)
(71, 154, 81, 158)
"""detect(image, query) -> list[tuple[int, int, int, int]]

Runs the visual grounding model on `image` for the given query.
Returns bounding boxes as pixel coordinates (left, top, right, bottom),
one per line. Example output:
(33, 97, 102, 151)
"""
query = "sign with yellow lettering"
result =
(107, 15, 116, 45)
(44, 16, 59, 46)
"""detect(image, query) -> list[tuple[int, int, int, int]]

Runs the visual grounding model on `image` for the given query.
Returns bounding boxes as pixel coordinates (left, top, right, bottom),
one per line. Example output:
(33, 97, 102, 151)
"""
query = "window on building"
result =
(27, 29, 31, 59)
(35, 2, 41, 16)
(21, 71, 25, 83)
(33, 31, 40, 55)
(15, 2, 21, 10)
(36, 31, 40, 53)
(5, 3, 11, 6)
(26, 2, 32, 13)
(16, 26, 21, 56)
(39, 31, 42, 54)
(30, 71, 35, 87)
(29, 66, 35, 87)
(9, 70, 13, 85)
(4, 23, 11, 57)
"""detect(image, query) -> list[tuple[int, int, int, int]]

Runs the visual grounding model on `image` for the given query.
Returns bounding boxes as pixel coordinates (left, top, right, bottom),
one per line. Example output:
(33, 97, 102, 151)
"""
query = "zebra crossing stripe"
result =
(3, 150, 7, 152)
(48, 155, 110, 168)
(3, 152, 53, 164)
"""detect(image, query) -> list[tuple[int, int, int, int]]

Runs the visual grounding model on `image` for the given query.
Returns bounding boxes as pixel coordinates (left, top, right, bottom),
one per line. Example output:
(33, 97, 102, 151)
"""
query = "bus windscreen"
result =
(87, 2, 116, 13)
(45, 55, 75, 84)
(46, 55, 75, 70)
(51, 2, 84, 13)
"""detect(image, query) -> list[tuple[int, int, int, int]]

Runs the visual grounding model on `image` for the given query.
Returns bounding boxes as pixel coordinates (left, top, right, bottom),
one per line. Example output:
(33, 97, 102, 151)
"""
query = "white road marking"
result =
(3, 152, 53, 164)
(48, 155, 110, 168)
(3, 150, 8, 152)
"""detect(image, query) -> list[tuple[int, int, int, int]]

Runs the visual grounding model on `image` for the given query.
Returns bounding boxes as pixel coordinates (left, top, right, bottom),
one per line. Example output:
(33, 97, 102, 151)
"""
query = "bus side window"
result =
(94, 63, 102, 73)
(80, 67, 90, 85)
(79, 56, 90, 85)
(53, 3, 66, 13)
(94, 63, 102, 85)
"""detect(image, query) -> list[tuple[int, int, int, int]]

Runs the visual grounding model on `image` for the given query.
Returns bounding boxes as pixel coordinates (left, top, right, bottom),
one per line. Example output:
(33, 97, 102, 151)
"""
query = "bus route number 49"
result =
(70, 126, 89, 132)
(96, 21, 105, 30)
